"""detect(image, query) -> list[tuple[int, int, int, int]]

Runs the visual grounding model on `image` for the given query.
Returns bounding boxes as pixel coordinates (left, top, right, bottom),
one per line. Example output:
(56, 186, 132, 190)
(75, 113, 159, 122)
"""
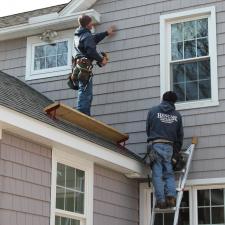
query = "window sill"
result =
(175, 99, 219, 110)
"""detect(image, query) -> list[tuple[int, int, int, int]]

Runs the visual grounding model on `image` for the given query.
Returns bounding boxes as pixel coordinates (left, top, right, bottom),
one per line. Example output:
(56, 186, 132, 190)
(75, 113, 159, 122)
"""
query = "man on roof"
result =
(68, 14, 116, 116)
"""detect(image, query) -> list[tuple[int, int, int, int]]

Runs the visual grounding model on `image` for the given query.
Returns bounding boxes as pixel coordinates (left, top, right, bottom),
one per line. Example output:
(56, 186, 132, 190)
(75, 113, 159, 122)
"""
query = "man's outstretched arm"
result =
(93, 25, 116, 44)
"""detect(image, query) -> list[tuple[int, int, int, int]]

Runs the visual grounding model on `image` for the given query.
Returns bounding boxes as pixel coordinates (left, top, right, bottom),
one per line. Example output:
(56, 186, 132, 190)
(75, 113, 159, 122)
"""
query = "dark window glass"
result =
(197, 18, 208, 38)
(186, 81, 198, 101)
(197, 38, 208, 57)
(56, 187, 65, 210)
(184, 20, 196, 40)
(198, 60, 210, 80)
(198, 190, 210, 206)
(65, 190, 75, 212)
(171, 23, 183, 42)
(198, 207, 210, 224)
(172, 42, 183, 60)
(212, 207, 224, 224)
(173, 64, 185, 83)
(199, 80, 211, 99)
(173, 83, 185, 102)
(66, 166, 75, 189)
(185, 62, 197, 81)
(57, 163, 65, 186)
(211, 189, 224, 206)
(184, 40, 196, 59)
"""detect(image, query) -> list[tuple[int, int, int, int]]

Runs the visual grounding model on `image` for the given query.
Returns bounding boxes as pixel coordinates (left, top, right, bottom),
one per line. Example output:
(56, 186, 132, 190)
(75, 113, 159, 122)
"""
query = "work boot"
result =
(166, 196, 176, 207)
(155, 201, 167, 209)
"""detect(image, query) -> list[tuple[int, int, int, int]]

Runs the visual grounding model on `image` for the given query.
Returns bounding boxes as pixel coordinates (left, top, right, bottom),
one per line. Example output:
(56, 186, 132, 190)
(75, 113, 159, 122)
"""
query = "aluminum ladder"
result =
(150, 137, 198, 225)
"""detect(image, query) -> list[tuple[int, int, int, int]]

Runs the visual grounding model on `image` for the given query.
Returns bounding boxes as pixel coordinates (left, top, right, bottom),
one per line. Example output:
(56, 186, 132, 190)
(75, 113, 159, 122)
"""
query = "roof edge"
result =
(0, 104, 145, 175)
(59, 0, 98, 16)
(0, 9, 100, 41)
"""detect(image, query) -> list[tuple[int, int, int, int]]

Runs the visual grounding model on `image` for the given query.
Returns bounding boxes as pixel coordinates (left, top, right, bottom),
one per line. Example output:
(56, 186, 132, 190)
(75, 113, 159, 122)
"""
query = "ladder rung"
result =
(153, 207, 176, 213)
(176, 188, 183, 192)
(174, 169, 185, 174)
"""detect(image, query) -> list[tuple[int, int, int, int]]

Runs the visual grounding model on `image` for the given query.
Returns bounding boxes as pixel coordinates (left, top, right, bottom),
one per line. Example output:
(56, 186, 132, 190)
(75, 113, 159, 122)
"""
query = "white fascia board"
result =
(0, 9, 100, 41)
(59, 0, 98, 16)
(0, 105, 144, 175)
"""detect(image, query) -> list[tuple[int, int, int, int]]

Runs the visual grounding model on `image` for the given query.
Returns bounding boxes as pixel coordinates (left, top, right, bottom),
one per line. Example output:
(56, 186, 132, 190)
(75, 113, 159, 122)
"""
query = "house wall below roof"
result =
(94, 165, 139, 225)
(0, 131, 52, 225)
(0, 38, 26, 80)
(0, 131, 139, 225)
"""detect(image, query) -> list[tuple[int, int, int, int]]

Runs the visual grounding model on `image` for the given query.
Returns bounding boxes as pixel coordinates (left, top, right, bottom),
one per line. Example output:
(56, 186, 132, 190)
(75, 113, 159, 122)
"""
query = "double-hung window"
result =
(160, 7, 218, 109)
(26, 30, 73, 80)
(151, 190, 190, 225)
(51, 149, 93, 225)
(140, 183, 225, 225)
(197, 188, 225, 224)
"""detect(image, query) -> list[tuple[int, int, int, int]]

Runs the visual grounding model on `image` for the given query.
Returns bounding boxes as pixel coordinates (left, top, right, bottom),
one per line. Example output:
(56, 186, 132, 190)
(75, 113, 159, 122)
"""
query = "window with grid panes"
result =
(171, 18, 211, 102)
(34, 41, 68, 71)
(197, 188, 225, 225)
(151, 191, 190, 225)
(55, 163, 85, 225)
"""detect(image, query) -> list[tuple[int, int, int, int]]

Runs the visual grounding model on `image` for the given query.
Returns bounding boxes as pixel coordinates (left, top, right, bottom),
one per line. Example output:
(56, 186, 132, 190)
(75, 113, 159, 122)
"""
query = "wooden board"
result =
(44, 102, 129, 144)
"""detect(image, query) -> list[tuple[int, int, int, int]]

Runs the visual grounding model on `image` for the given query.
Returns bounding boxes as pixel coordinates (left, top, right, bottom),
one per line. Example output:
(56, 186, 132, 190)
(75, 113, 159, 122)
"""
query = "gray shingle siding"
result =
(94, 165, 139, 225)
(0, 132, 51, 225)
(0, 0, 225, 180)
(0, 132, 139, 225)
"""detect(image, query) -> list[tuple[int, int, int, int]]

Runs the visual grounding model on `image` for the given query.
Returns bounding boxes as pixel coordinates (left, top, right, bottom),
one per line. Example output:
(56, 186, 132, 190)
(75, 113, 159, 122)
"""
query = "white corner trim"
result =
(50, 148, 94, 225)
(0, 104, 144, 175)
(139, 183, 152, 225)
(0, 9, 100, 41)
(0, 126, 2, 140)
(59, 0, 98, 16)
(160, 6, 218, 110)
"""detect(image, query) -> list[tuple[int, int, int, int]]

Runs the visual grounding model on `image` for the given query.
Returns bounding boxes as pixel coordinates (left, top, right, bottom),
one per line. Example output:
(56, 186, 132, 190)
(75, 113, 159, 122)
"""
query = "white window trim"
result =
(140, 178, 225, 225)
(26, 29, 74, 81)
(160, 6, 219, 110)
(50, 147, 94, 225)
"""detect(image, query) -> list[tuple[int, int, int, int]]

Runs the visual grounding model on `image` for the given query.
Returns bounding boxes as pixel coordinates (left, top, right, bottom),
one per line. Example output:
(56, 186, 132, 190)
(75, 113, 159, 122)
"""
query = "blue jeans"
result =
(152, 143, 176, 202)
(76, 78, 93, 116)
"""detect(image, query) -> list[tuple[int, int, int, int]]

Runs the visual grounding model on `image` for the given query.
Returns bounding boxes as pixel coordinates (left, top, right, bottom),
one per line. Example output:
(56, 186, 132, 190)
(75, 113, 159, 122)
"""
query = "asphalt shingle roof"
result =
(0, 71, 143, 162)
(0, 4, 67, 28)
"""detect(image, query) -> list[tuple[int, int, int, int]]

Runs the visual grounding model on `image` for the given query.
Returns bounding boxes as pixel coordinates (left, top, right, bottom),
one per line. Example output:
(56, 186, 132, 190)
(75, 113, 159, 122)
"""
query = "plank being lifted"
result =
(44, 102, 129, 144)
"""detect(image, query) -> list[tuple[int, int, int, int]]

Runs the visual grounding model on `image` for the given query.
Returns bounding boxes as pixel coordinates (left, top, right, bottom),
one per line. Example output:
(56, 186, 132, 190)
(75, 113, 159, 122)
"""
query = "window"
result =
(56, 163, 85, 214)
(51, 149, 93, 225)
(34, 41, 68, 71)
(151, 191, 190, 225)
(197, 188, 225, 224)
(160, 7, 218, 109)
(26, 30, 73, 80)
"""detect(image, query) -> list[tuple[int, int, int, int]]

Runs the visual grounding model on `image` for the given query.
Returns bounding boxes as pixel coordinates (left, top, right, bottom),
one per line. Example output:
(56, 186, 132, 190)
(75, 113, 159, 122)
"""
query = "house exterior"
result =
(0, 0, 225, 225)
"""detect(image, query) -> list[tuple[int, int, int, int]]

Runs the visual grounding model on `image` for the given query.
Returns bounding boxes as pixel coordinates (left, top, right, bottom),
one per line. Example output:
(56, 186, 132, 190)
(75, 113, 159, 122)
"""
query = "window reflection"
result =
(172, 60, 211, 102)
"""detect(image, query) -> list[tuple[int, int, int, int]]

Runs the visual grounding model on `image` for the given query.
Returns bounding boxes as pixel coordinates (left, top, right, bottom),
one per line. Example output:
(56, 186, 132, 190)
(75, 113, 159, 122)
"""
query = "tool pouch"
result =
(70, 57, 93, 88)
(146, 143, 158, 167)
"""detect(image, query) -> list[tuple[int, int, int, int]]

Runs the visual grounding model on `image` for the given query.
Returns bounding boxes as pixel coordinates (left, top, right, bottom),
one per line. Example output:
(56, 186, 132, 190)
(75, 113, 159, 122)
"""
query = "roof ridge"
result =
(0, 3, 68, 19)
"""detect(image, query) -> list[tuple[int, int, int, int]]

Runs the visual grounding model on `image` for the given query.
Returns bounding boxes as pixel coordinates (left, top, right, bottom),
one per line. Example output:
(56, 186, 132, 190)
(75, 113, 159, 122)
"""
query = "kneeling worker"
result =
(68, 14, 115, 116)
(146, 91, 184, 209)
